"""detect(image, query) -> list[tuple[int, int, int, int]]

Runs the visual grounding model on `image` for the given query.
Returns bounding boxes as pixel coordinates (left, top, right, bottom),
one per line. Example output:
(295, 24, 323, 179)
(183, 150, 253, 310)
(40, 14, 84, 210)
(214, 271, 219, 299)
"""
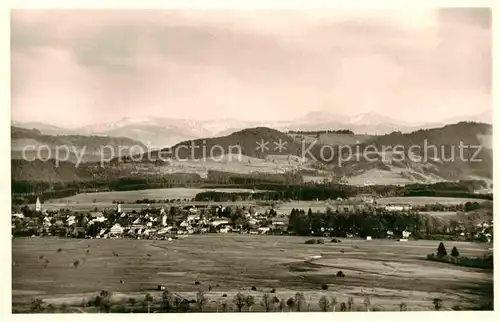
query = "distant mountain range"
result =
(12, 109, 492, 149)
(11, 121, 493, 185)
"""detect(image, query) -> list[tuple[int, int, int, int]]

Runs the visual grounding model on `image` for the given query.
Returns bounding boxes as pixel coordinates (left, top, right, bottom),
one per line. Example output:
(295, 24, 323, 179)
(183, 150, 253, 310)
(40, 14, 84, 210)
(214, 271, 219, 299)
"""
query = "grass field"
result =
(376, 197, 487, 206)
(40, 194, 486, 213)
(50, 188, 261, 204)
(38, 190, 490, 216)
(12, 235, 492, 312)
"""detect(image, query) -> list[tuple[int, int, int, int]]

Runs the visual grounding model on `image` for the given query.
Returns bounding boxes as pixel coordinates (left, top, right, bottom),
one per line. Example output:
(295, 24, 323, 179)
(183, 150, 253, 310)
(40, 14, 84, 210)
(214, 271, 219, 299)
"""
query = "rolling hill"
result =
(141, 127, 306, 161)
(11, 126, 147, 163)
(331, 122, 493, 184)
(11, 122, 493, 186)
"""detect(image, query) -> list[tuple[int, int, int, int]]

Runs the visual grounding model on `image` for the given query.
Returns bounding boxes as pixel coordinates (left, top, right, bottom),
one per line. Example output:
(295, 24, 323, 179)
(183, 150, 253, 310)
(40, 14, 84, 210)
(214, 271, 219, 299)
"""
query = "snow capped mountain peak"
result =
(298, 110, 349, 123)
(348, 111, 399, 125)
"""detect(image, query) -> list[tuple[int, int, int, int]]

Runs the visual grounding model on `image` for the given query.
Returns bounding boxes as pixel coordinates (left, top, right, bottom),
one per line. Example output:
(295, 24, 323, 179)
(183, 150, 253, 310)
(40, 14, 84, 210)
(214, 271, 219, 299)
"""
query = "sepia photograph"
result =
(9, 6, 493, 314)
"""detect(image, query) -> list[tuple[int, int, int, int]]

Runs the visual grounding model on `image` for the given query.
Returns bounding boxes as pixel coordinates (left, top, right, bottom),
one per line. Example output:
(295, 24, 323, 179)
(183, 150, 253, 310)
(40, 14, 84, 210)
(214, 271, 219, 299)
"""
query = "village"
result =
(11, 195, 493, 243)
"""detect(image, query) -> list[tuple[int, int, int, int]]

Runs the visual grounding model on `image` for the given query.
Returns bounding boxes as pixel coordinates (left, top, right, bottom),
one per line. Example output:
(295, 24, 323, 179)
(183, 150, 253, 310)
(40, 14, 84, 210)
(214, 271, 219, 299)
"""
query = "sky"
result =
(11, 8, 491, 128)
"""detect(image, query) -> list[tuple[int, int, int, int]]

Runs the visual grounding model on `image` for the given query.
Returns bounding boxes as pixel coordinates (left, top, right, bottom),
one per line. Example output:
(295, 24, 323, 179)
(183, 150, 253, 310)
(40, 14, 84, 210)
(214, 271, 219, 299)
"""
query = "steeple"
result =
(35, 197, 41, 212)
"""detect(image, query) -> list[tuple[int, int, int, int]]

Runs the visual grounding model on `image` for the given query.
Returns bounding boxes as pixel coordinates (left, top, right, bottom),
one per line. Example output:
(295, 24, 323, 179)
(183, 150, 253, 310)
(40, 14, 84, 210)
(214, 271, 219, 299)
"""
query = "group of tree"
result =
(288, 207, 441, 238)
(195, 186, 350, 202)
(288, 129, 354, 135)
(24, 286, 464, 313)
(428, 242, 493, 269)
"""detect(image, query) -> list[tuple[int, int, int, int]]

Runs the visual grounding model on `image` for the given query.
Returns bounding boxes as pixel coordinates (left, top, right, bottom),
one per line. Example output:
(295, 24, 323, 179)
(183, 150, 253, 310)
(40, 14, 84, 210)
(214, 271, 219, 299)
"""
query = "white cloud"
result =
(11, 9, 491, 127)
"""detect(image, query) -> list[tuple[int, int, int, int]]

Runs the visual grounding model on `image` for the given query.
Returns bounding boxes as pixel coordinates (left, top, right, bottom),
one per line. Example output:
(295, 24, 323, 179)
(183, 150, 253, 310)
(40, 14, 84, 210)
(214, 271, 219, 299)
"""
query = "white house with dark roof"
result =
(110, 223, 124, 236)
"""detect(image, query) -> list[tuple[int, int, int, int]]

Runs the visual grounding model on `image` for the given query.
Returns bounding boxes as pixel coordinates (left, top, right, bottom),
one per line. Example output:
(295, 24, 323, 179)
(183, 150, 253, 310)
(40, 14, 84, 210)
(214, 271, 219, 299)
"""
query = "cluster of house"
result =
(474, 221, 494, 242)
(332, 195, 412, 212)
(11, 198, 290, 239)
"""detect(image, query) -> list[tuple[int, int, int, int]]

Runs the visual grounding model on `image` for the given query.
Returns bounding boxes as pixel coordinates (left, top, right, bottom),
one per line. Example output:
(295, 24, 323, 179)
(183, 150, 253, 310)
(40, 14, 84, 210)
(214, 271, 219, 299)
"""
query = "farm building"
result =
(385, 204, 411, 212)
(211, 219, 229, 227)
(90, 211, 104, 218)
(351, 194, 376, 204)
(66, 216, 76, 226)
(110, 223, 124, 237)
(258, 227, 271, 234)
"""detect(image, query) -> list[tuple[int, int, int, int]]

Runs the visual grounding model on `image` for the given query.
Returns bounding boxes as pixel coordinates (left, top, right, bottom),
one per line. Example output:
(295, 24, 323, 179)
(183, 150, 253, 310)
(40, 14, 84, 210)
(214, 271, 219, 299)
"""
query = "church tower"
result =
(160, 208, 167, 226)
(35, 197, 41, 212)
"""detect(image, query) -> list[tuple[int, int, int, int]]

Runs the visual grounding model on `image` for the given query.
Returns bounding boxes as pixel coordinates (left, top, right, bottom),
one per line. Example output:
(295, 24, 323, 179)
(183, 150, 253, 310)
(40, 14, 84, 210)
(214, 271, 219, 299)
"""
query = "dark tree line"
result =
(288, 129, 354, 135)
(288, 208, 442, 238)
(195, 187, 349, 202)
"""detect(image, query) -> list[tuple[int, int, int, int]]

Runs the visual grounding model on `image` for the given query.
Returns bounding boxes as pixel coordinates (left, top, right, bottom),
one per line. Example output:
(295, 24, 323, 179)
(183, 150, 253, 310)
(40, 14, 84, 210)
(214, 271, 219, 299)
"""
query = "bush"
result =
(316, 239, 325, 244)
(251, 286, 257, 291)
(437, 242, 447, 257)
(331, 238, 341, 243)
(305, 239, 316, 244)
(194, 281, 200, 285)
(318, 295, 330, 312)
(321, 284, 328, 290)
(113, 305, 127, 313)
(433, 298, 443, 311)
(451, 246, 460, 257)
(336, 271, 345, 277)
(270, 288, 276, 293)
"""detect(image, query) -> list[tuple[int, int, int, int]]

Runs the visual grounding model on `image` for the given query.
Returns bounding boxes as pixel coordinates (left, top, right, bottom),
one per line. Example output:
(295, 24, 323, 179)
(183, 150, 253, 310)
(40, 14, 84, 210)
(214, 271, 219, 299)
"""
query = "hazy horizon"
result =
(11, 8, 491, 128)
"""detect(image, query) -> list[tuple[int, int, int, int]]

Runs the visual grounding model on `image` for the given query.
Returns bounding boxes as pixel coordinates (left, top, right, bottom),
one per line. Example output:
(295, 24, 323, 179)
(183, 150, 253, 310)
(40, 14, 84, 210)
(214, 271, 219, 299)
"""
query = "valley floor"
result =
(12, 235, 493, 312)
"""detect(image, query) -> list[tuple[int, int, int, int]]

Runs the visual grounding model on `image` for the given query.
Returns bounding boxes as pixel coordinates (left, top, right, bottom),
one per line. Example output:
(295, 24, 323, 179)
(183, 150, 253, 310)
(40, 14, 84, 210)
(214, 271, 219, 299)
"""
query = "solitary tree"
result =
(128, 298, 136, 313)
(277, 297, 286, 312)
(399, 302, 407, 311)
(437, 242, 447, 257)
(294, 292, 306, 312)
(340, 302, 347, 312)
(318, 295, 331, 312)
(451, 246, 460, 257)
(245, 295, 255, 312)
(59, 304, 69, 313)
(331, 296, 338, 312)
(144, 293, 153, 313)
(261, 293, 273, 312)
(161, 290, 172, 312)
(363, 296, 371, 312)
(98, 290, 112, 313)
(433, 298, 443, 311)
(30, 299, 44, 313)
(347, 296, 354, 311)
(196, 291, 207, 312)
(46, 304, 55, 313)
(233, 292, 246, 312)
(286, 297, 295, 312)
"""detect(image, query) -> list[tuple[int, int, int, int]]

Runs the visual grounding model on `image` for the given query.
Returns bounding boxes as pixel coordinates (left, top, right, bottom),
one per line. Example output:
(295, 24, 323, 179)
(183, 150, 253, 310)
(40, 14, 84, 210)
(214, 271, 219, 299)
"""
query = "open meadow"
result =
(51, 188, 260, 204)
(376, 197, 486, 206)
(12, 235, 492, 312)
(42, 188, 263, 211)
